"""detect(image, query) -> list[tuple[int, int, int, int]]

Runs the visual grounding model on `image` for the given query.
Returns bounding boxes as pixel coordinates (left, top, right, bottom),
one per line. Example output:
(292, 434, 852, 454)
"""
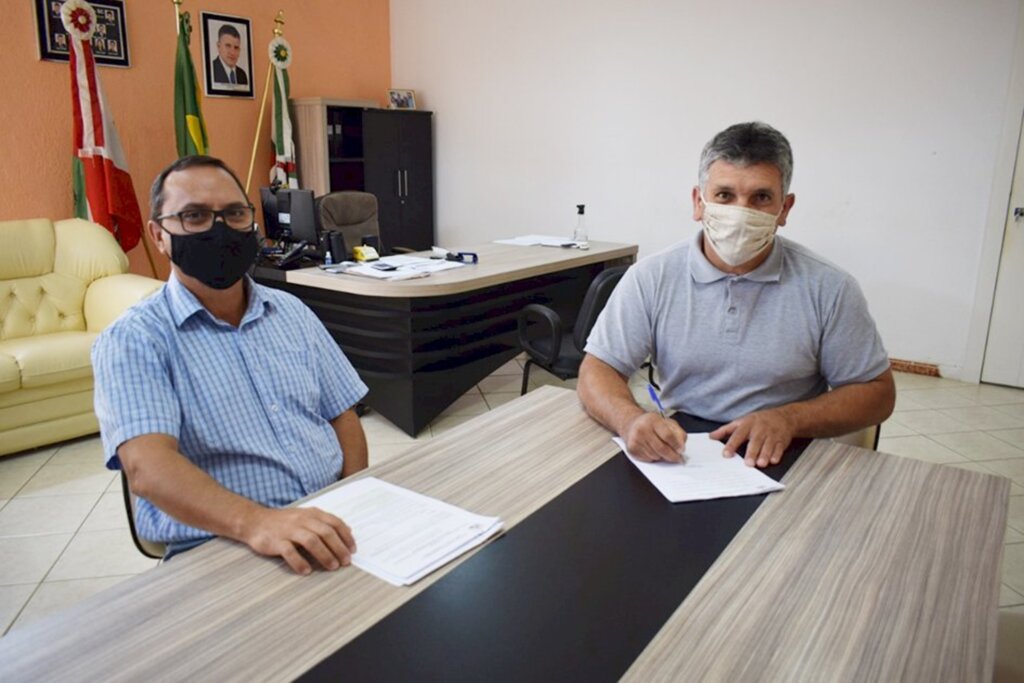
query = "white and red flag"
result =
(62, 0, 142, 252)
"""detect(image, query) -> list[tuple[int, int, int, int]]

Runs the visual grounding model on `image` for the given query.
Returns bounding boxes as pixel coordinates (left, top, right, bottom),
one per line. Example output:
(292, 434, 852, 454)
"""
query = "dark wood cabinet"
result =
(292, 98, 435, 252)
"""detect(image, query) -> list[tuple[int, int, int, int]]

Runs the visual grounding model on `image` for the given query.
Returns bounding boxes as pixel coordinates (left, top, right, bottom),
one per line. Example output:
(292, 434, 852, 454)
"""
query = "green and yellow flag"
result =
(174, 10, 208, 156)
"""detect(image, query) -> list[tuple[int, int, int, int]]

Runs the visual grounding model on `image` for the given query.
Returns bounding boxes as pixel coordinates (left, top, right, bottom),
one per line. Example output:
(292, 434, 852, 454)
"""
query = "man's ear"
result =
(691, 186, 704, 222)
(148, 220, 169, 259)
(777, 193, 796, 227)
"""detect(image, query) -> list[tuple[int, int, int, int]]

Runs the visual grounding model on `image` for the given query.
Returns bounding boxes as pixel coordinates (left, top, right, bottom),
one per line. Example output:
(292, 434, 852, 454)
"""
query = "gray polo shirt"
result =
(585, 231, 889, 422)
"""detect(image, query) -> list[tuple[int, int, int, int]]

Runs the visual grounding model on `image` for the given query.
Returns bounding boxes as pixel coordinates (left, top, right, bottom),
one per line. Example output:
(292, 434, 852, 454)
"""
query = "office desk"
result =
(253, 241, 636, 435)
(0, 388, 1009, 681)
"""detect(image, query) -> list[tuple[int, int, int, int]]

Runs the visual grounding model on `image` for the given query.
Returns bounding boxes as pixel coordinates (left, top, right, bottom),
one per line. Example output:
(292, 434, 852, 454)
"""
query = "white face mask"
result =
(700, 194, 781, 267)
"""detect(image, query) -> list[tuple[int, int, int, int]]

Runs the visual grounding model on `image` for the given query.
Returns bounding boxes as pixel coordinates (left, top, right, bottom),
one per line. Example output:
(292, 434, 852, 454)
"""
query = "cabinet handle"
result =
(396, 170, 402, 197)
(403, 170, 409, 197)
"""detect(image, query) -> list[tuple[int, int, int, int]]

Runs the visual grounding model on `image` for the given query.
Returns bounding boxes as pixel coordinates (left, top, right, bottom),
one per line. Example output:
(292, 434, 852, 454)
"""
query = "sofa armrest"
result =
(84, 273, 164, 332)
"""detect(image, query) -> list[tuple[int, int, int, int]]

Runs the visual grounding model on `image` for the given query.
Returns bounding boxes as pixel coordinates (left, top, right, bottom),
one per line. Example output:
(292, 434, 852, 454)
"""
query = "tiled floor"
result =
(1, 365, 1023, 675)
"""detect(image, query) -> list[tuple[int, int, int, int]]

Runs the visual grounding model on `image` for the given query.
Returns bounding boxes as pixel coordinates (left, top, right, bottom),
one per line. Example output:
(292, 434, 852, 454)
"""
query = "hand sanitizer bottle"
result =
(572, 204, 589, 249)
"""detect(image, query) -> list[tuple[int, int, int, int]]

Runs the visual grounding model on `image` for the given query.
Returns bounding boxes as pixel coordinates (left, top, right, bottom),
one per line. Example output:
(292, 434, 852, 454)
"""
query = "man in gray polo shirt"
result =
(579, 122, 895, 468)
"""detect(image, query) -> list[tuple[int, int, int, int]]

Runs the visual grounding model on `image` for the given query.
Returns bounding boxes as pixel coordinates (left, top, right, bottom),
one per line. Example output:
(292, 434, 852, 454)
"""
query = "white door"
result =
(982, 112, 1024, 388)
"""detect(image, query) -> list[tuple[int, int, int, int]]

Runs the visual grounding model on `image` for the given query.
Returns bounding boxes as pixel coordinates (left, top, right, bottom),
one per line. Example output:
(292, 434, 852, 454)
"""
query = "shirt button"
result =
(271, 404, 279, 412)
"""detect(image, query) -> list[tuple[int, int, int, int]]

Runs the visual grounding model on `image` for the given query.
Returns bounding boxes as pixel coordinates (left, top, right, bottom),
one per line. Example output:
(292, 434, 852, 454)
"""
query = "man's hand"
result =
(242, 507, 357, 575)
(710, 408, 796, 468)
(623, 412, 688, 463)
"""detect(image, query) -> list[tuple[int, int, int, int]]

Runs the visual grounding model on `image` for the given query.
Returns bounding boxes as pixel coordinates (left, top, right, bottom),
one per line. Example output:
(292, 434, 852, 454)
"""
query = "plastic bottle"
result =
(572, 204, 589, 250)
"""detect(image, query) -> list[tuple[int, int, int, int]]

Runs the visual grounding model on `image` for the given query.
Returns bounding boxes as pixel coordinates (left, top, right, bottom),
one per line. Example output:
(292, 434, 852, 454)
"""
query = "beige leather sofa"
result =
(0, 218, 162, 457)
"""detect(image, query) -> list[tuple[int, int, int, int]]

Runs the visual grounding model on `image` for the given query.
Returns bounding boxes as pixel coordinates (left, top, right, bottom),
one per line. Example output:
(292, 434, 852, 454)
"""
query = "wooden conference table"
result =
(0, 388, 1009, 681)
(253, 241, 637, 436)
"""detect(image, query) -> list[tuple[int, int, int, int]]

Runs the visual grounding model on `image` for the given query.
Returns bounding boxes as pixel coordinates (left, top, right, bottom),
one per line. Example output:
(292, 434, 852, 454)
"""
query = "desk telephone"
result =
(277, 241, 311, 270)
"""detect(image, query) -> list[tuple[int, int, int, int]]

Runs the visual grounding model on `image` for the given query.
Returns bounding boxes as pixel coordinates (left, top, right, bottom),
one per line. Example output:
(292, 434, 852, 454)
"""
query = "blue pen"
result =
(647, 384, 667, 418)
(648, 384, 686, 462)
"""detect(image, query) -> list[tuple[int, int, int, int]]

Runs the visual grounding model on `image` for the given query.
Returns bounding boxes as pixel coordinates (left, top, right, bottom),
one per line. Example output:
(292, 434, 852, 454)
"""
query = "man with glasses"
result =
(92, 156, 368, 574)
(578, 122, 895, 468)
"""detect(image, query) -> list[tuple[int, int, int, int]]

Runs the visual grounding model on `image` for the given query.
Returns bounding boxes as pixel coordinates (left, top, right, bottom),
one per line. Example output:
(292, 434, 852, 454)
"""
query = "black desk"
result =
(303, 413, 809, 681)
(254, 241, 636, 435)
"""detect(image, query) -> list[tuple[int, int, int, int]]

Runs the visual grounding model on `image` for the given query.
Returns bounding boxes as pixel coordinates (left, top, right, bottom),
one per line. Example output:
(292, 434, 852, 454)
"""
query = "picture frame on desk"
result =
(201, 12, 254, 99)
(388, 89, 417, 110)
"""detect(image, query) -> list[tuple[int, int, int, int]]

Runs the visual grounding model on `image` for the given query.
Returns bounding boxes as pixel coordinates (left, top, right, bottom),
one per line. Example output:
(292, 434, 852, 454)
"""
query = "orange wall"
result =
(0, 0, 391, 278)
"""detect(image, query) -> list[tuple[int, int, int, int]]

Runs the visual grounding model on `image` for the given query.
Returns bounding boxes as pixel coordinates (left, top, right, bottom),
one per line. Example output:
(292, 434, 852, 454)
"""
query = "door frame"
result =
(964, 4, 1024, 383)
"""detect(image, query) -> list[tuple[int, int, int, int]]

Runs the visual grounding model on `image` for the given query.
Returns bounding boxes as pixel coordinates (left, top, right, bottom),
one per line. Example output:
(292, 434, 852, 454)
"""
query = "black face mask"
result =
(168, 221, 259, 290)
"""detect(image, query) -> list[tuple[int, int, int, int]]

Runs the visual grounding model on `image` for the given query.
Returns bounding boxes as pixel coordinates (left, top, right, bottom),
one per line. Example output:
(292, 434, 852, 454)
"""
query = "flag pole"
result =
(173, 0, 182, 33)
(245, 11, 285, 195)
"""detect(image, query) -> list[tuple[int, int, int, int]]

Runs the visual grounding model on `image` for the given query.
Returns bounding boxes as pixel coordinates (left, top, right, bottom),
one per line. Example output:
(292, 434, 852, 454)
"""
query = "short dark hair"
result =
(217, 24, 241, 41)
(698, 122, 794, 194)
(149, 156, 247, 219)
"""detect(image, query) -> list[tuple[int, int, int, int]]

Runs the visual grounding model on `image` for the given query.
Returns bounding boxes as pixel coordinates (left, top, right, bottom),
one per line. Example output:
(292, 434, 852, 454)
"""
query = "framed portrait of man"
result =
(200, 12, 253, 98)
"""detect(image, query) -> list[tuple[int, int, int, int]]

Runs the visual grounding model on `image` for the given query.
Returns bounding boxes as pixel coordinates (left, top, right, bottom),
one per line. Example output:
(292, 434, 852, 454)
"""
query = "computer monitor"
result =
(259, 187, 282, 241)
(278, 189, 318, 245)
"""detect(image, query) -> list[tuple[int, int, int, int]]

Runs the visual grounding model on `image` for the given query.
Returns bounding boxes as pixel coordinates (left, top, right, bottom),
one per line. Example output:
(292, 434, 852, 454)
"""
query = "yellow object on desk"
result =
(352, 245, 380, 262)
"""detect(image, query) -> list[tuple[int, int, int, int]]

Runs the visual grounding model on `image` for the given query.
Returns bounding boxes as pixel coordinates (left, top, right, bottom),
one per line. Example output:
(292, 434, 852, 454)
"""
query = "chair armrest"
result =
(517, 303, 563, 366)
(84, 273, 164, 332)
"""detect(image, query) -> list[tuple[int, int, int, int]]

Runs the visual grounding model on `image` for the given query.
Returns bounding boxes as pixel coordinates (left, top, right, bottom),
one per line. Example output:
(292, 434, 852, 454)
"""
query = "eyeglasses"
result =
(155, 205, 256, 233)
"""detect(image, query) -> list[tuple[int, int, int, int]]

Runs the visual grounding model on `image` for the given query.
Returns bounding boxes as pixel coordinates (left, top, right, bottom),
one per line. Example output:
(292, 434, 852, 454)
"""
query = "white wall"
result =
(391, 0, 1022, 379)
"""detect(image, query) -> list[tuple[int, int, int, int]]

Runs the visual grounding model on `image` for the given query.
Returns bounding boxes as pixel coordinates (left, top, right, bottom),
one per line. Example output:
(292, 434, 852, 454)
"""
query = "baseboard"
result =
(889, 359, 941, 377)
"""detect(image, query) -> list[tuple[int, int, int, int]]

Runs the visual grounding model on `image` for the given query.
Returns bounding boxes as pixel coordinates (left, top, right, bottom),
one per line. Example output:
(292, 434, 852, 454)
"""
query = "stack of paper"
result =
(300, 477, 503, 586)
(614, 432, 784, 503)
(321, 256, 465, 281)
(494, 234, 585, 248)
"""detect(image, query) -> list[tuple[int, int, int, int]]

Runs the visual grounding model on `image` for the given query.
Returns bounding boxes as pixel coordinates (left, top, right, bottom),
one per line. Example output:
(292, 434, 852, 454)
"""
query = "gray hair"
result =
(698, 122, 794, 195)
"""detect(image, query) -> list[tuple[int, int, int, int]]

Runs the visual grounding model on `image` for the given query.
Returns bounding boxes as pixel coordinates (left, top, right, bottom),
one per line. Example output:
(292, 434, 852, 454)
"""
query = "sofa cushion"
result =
(0, 273, 86, 340)
(0, 352, 19, 394)
(53, 218, 128, 284)
(0, 219, 55, 280)
(0, 331, 98, 389)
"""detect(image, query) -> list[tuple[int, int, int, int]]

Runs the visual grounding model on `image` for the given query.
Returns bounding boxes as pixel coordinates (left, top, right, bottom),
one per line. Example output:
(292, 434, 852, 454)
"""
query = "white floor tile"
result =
(937, 407, 1024, 432)
(48, 436, 104, 466)
(1008, 497, 1024, 535)
(47, 529, 158, 581)
(1003, 543, 1024, 596)
(879, 415, 916, 438)
(0, 449, 59, 499)
(877, 436, 968, 465)
(0, 584, 37, 635)
(434, 390, 489, 419)
(898, 388, 979, 410)
(990, 429, 1024, 448)
(17, 460, 116, 498)
(490, 359, 524, 376)
(477, 374, 524, 393)
(892, 410, 973, 435)
(0, 534, 73, 585)
(928, 432, 1024, 462)
(9, 575, 129, 633)
(892, 372, 961, 390)
(977, 384, 1024, 406)
(0, 494, 101, 537)
(1001, 583, 1024, 608)
(1006, 525, 1024, 544)
(993, 404, 1024, 422)
(79, 492, 129, 533)
(360, 412, 426, 445)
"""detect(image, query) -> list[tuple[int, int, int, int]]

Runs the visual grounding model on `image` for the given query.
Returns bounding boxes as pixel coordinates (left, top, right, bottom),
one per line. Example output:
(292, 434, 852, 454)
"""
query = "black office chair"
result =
(121, 471, 166, 559)
(516, 265, 629, 395)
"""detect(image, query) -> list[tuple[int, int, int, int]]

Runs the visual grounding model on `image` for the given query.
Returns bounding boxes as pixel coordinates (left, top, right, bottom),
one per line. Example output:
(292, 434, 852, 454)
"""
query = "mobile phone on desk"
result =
(371, 262, 398, 271)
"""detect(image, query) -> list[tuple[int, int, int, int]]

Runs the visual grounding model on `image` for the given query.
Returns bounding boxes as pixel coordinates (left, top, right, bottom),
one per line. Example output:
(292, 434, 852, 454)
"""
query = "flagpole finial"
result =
(273, 11, 285, 36)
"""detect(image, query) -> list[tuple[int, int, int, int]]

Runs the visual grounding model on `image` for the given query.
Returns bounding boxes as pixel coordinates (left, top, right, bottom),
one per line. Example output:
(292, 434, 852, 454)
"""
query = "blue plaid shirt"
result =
(92, 273, 368, 544)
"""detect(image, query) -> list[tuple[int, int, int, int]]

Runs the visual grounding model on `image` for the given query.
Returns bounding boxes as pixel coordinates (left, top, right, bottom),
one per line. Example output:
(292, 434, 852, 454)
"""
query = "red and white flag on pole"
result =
(62, 0, 142, 252)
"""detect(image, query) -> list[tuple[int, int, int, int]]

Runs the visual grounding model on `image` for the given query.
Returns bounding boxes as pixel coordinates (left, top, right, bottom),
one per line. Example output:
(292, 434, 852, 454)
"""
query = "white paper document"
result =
(614, 432, 784, 503)
(319, 256, 464, 281)
(300, 477, 503, 586)
(494, 234, 585, 248)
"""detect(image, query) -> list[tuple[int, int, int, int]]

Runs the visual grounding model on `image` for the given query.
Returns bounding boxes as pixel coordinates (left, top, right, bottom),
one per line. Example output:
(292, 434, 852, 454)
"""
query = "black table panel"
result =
(302, 417, 809, 682)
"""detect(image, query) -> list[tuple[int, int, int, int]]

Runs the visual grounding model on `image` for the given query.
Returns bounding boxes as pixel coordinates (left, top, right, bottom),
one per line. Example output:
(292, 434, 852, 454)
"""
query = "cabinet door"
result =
(397, 113, 435, 250)
(362, 110, 403, 251)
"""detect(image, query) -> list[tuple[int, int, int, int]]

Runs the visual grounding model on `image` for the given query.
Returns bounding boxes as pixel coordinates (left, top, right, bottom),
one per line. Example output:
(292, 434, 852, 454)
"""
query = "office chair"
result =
(516, 265, 629, 395)
(121, 471, 166, 559)
(834, 424, 881, 450)
(316, 191, 414, 257)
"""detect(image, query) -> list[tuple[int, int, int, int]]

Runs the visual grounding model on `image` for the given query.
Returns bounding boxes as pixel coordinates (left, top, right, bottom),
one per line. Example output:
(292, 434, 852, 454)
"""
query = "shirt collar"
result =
(687, 230, 784, 284)
(166, 272, 270, 328)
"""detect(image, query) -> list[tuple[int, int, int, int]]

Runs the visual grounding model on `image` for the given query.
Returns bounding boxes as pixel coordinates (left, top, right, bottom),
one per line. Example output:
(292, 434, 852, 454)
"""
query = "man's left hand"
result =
(709, 408, 796, 468)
